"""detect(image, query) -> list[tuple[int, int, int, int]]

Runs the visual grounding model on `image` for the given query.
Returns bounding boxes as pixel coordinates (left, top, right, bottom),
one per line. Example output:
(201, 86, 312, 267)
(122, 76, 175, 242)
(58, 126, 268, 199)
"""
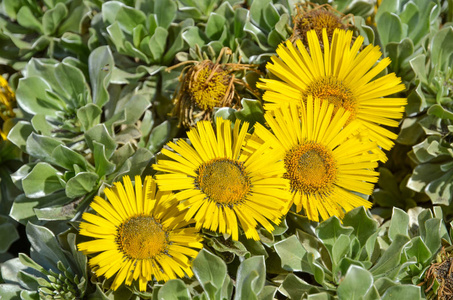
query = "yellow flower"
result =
(153, 118, 291, 241)
(0, 75, 16, 140)
(258, 28, 406, 150)
(78, 176, 203, 291)
(252, 97, 380, 222)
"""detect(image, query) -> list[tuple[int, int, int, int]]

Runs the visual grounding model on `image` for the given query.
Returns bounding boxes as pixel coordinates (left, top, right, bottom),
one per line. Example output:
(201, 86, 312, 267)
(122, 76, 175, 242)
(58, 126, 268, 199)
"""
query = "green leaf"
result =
(147, 119, 179, 154)
(93, 141, 116, 178)
(77, 103, 102, 132)
(16, 77, 63, 117)
(423, 218, 444, 255)
(274, 235, 308, 272)
(0, 217, 19, 253)
(157, 279, 191, 300)
(377, 12, 403, 46)
(51, 144, 88, 171)
(85, 124, 116, 158)
(249, 0, 272, 31)
(235, 99, 266, 126)
(430, 24, 453, 69)
(26, 222, 71, 268)
(234, 7, 248, 38)
(149, 27, 168, 62)
(0, 284, 22, 299)
(54, 62, 89, 107)
(89, 46, 114, 108)
(107, 2, 146, 33)
(234, 256, 266, 300)
(279, 273, 319, 300)
(206, 13, 226, 40)
(22, 163, 64, 198)
(316, 216, 353, 255)
(263, 3, 279, 29)
(381, 285, 422, 300)
(65, 172, 99, 198)
(183, 26, 208, 48)
(337, 266, 373, 300)
(16, 6, 43, 33)
(388, 207, 409, 241)
(404, 236, 431, 264)
(342, 207, 379, 246)
(26, 133, 63, 161)
(332, 235, 351, 266)
(193, 249, 227, 298)
(42, 2, 68, 35)
(257, 286, 277, 300)
(370, 234, 410, 278)
(7, 121, 34, 151)
(428, 104, 453, 121)
(154, 0, 177, 28)
(9, 194, 40, 225)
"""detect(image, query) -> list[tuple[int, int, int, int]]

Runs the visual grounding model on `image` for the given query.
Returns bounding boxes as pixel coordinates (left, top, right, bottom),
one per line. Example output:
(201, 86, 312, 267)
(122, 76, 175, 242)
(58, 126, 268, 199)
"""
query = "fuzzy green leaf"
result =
(316, 217, 353, 255)
(381, 285, 422, 299)
(430, 25, 453, 69)
(42, 2, 68, 35)
(206, 13, 226, 40)
(0, 217, 19, 253)
(234, 256, 266, 300)
(370, 234, 410, 278)
(65, 172, 98, 198)
(154, 0, 177, 28)
(389, 207, 409, 241)
(85, 124, 116, 158)
(193, 249, 227, 298)
(7, 121, 34, 152)
(22, 163, 64, 198)
(16, 6, 43, 33)
(89, 46, 114, 108)
(337, 266, 373, 299)
(51, 145, 88, 171)
(16, 77, 63, 117)
(26, 222, 71, 268)
(274, 235, 308, 272)
(377, 12, 403, 46)
(250, 0, 272, 31)
(26, 133, 63, 161)
(77, 103, 102, 132)
(157, 279, 191, 300)
(342, 207, 379, 246)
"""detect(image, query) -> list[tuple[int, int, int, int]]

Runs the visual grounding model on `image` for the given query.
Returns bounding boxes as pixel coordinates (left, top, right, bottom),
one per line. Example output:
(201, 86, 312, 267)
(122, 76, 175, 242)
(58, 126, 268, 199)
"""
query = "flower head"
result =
(252, 97, 380, 221)
(258, 28, 406, 150)
(171, 48, 259, 127)
(290, 3, 349, 47)
(78, 176, 203, 291)
(0, 75, 15, 140)
(153, 118, 291, 240)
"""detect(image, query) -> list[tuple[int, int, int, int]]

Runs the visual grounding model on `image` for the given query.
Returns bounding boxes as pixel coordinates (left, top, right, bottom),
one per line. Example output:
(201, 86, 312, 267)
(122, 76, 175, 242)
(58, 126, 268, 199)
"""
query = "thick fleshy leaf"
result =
(157, 279, 191, 300)
(337, 266, 373, 300)
(22, 163, 64, 198)
(89, 46, 114, 108)
(193, 249, 227, 298)
(234, 256, 266, 300)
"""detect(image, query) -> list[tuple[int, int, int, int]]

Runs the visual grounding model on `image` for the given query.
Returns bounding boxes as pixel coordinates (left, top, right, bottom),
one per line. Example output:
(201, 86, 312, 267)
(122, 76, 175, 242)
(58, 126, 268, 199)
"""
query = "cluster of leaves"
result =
(0, 0, 452, 298)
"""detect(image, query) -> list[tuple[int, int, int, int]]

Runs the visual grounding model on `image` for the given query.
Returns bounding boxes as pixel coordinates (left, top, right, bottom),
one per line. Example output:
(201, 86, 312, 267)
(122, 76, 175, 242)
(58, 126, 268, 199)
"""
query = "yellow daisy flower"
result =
(258, 28, 406, 150)
(153, 118, 291, 241)
(252, 97, 380, 222)
(78, 176, 203, 291)
(0, 75, 16, 140)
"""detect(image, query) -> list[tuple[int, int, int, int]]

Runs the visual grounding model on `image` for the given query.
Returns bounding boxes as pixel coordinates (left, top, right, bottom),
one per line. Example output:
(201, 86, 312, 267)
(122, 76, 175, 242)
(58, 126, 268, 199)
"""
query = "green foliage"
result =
(0, 223, 88, 299)
(274, 207, 446, 299)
